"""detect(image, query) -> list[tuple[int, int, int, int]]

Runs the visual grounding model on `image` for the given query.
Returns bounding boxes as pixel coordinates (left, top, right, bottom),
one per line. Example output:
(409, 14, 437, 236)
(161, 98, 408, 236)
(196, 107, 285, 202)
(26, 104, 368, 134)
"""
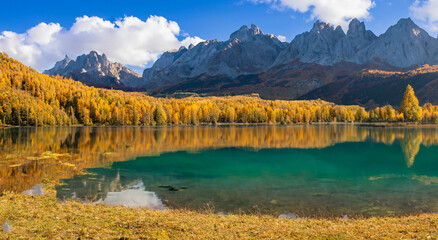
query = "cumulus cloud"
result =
(250, 0, 375, 29)
(410, 0, 438, 33)
(0, 15, 204, 71)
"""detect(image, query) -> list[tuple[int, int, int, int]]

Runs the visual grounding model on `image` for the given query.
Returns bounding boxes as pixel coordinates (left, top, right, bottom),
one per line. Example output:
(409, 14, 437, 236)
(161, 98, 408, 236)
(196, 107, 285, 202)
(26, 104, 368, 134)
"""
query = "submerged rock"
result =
(22, 184, 44, 196)
(278, 213, 298, 219)
(158, 185, 180, 191)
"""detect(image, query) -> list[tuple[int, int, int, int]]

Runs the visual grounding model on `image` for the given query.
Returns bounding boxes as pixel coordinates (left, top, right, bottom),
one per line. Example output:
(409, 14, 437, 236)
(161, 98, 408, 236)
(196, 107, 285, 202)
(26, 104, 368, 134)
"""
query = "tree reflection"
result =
(1, 126, 438, 192)
(400, 129, 423, 168)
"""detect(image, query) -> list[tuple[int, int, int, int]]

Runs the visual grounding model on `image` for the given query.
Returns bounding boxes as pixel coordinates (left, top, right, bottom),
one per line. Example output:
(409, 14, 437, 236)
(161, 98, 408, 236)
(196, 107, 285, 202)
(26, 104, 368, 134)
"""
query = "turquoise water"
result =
(49, 126, 438, 217)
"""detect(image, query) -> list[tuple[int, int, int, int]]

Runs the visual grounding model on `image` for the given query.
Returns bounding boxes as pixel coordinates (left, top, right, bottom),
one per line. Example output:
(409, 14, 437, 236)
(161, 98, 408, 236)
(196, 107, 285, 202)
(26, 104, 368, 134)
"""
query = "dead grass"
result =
(1, 184, 438, 239)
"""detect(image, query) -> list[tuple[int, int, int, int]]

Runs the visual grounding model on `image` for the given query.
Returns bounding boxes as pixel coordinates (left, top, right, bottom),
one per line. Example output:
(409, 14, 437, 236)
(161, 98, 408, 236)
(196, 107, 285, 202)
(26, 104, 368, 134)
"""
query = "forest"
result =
(0, 52, 435, 126)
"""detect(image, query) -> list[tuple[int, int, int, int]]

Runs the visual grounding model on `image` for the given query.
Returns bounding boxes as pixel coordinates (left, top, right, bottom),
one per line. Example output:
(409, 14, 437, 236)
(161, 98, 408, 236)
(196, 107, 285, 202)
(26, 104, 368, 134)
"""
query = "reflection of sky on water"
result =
(4, 126, 438, 216)
(22, 183, 44, 196)
(4, 125, 438, 194)
(96, 182, 166, 210)
(55, 142, 438, 217)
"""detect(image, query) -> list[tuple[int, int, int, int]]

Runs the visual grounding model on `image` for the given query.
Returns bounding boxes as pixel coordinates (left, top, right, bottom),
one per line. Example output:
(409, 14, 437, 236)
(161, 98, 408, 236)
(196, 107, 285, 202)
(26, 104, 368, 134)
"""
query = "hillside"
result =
(300, 64, 438, 108)
(42, 18, 438, 107)
(0, 53, 370, 126)
(149, 60, 404, 101)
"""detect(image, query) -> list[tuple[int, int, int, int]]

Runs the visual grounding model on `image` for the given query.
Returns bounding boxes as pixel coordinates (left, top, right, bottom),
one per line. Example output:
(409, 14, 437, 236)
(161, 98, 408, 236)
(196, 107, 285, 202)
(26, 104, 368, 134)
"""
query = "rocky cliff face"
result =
(359, 18, 438, 67)
(145, 18, 438, 92)
(44, 51, 141, 88)
(332, 19, 377, 63)
(142, 24, 287, 88)
(44, 18, 438, 107)
(274, 21, 346, 66)
(275, 18, 438, 68)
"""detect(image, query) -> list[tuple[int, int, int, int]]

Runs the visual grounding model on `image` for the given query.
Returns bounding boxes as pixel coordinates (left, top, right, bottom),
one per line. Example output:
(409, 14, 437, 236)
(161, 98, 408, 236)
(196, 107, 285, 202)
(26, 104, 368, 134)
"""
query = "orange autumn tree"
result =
(398, 85, 422, 122)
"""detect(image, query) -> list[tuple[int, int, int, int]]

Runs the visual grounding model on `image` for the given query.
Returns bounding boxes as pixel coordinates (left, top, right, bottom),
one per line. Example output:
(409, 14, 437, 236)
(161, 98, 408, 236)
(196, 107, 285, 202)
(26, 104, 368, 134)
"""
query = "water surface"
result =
(1, 125, 438, 217)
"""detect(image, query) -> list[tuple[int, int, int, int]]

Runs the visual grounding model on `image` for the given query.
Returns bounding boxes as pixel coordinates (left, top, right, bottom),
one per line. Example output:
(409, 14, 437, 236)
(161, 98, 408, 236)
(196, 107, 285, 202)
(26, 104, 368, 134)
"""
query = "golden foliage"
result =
(0, 52, 370, 126)
(1, 191, 438, 239)
(363, 64, 438, 77)
(1, 126, 437, 192)
(1, 53, 437, 125)
(399, 85, 422, 122)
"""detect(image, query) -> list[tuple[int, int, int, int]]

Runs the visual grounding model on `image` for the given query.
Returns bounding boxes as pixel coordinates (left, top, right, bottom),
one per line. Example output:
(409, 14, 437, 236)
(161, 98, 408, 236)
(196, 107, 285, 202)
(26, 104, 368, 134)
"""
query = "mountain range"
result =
(44, 51, 141, 89)
(45, 18, 438, 107)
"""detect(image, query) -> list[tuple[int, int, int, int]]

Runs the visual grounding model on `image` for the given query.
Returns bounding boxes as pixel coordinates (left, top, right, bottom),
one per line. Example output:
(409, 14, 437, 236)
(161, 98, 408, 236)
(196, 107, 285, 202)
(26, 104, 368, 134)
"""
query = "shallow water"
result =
(2, 125, 438, 217)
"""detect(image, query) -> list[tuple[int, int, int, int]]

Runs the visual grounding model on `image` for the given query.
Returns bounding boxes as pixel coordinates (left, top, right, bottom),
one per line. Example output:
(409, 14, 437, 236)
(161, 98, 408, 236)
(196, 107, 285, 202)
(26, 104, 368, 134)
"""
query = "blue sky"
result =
(0, 0, 417, 40)
(0, 0, 436, 72)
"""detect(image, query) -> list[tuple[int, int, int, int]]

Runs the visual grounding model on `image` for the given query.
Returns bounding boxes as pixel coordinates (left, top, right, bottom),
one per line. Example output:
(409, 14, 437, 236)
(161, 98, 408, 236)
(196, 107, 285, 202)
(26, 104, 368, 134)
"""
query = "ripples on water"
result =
(1, 125, 438, 217)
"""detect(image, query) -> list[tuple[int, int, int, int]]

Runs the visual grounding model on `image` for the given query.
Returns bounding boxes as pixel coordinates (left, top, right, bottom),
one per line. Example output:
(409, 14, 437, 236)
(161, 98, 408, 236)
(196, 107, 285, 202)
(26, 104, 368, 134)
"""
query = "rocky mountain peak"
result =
(274, 18, 438, 68)
(87, 50, 100, 60)
(142, 24, 287, 88)
(311, 21, 341, 33)
(346, 19, 377, 41)
(49, 55, 72, 73)
(76, 51, 110, 69)
(250, 24, 261, 34)
(229, 24, 262, 41)
(347, 19, 365, 35)
(273, 19, 347, 66)
(396, 18, 416, 28)
(308, 20, 345, 40)
(44, 51, 141, 88)
(334, 26, 345, 36)
(356, 17, 438, 67)
(60, 55, 71, 64)
(385, 18, 426, 38)
(311, 20, 327, 31)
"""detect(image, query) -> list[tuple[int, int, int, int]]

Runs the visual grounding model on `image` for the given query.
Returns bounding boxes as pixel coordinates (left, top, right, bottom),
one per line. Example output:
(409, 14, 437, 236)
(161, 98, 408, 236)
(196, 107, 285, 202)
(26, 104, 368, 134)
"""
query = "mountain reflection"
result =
(97, 181, 166, 210)
(1, 125, 438, 192)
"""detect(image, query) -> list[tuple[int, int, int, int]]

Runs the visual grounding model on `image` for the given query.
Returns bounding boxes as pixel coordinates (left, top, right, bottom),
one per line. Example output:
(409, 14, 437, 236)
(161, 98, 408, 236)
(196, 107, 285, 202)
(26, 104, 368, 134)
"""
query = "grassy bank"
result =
(1, 185, 438, 239)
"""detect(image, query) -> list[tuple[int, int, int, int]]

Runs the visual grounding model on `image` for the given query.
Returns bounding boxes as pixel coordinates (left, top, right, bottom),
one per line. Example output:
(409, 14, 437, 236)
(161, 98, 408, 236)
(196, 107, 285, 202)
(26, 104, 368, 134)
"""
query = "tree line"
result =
(0, 52, 434, 126)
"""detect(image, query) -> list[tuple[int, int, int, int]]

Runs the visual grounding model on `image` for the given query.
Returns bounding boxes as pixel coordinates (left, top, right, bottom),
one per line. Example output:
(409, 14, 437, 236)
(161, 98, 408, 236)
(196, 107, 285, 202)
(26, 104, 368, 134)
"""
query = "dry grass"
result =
(1, 184, 438, 239)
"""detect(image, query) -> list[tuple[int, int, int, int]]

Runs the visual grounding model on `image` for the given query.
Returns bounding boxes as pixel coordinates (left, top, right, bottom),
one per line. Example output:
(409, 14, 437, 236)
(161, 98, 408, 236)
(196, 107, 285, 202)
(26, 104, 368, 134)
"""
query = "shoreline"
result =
(1, 187, 437, 239)
(2, 121, 438, 129)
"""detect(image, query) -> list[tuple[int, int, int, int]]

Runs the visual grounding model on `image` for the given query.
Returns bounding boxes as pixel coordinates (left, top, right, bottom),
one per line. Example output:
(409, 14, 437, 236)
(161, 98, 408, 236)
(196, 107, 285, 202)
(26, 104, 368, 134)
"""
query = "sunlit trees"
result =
(399, 85, 422, 122)
(3, 52, 438, 127)
(154, 104, 167, 126)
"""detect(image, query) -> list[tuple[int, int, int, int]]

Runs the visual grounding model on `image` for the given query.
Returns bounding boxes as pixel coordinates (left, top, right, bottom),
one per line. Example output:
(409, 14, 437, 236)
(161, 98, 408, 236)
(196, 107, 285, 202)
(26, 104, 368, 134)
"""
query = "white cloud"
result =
(0, 15, 204, 71)
(410, 0, 438, 33)
(276, 35, 287, 42)
(250, 0, 375, 29)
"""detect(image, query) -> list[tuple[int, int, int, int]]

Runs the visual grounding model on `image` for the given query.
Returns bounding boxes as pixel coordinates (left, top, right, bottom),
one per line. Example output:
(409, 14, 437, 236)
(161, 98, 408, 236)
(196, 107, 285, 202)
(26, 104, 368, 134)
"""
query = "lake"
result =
(1, 125, 438, 217)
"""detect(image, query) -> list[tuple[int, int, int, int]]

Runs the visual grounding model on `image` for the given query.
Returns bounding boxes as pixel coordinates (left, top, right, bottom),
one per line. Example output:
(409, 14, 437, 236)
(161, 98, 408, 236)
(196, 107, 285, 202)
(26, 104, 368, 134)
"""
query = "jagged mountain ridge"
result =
(274, 18, 438, 67)
(45, 18, 438, 107)
(45, 51, 142, 89)
(143, 18, 438, 90)
(142, 24, 287, 88)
